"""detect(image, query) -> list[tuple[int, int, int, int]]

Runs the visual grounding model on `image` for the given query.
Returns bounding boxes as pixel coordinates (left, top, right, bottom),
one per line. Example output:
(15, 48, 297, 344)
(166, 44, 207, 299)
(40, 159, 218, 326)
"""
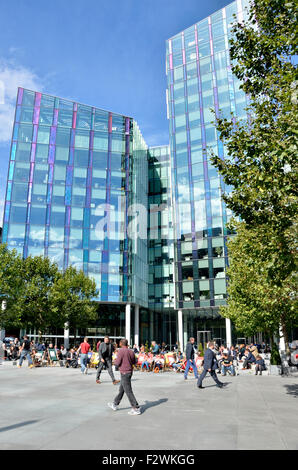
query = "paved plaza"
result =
(0, 362, 297, 450)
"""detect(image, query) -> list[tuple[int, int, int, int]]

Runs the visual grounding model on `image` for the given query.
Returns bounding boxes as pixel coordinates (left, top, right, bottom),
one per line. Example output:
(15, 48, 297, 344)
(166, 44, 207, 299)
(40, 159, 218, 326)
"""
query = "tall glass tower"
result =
(2, 87, 148, 342)
(166, 0, 249, 346)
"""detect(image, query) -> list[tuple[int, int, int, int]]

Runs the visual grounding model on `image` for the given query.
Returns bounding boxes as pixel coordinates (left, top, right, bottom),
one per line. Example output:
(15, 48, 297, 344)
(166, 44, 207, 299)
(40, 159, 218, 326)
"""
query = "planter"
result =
(269, 365, 282, 375)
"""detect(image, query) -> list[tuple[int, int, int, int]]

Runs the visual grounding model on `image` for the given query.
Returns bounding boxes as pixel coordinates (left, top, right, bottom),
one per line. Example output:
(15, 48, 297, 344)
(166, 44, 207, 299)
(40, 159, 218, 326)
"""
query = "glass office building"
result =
(2, 87, 148, 343)
(2, 0, 250, 347)
(165, 0, 249, 346)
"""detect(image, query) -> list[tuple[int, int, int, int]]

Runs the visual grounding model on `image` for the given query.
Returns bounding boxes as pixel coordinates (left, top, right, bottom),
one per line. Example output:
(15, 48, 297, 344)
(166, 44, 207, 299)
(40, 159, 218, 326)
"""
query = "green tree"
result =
(209, 0, 298, 350)
(49, 266, 98, 343)
(220, 221, 297, 344)
(16, 255, 62, 338)
(0, 244, 24, 328)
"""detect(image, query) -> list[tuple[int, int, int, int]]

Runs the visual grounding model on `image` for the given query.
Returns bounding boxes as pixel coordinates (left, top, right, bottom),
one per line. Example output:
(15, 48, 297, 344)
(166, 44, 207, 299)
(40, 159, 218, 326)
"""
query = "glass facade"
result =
(2, 0, 251, 347)
(166, 0, 249, 314)
(2, 88, 148, 307)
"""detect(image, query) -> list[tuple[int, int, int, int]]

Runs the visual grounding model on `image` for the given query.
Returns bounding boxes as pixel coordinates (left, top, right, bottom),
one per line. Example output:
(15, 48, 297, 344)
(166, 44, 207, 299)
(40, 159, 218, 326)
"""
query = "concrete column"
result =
(64, 322, 70, 349)
(178, 309, 184, 352)
(125, 303, 131, 346)
(225, 318, 232, 348)
(134, 304, 139, 347)
(1, 301, 6, 341)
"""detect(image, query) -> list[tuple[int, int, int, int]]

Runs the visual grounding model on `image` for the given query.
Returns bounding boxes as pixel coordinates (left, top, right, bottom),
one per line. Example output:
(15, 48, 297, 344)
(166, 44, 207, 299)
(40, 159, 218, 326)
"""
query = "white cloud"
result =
(0, 59, 45, 143)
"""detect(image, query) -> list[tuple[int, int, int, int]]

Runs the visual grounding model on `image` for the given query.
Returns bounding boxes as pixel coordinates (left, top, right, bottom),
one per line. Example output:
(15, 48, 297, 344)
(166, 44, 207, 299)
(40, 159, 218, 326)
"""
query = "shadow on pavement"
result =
(284, 383, 298, 398)
(141, 398, 168, 413)
(0, 420, 39, 433)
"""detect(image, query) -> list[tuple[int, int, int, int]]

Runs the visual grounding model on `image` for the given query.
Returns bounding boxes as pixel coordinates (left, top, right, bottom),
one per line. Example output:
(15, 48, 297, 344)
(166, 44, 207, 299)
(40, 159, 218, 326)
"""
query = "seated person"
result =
(154, 354, 165, 370)
(255, 355, 266, 375)
(242, 349, 256, 369)
(65, 348, 78, 368)
(221, 353, 235, 376)
(141, 353, 150, 371)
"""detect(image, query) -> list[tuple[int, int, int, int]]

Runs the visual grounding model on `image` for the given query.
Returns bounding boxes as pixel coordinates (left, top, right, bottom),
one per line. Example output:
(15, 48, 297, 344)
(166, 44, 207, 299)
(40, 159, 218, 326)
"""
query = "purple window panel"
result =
(17, 88, 24, 105)
(89, 130, 94, 149)
(72, 111, 77, 129)
(88, 149, 93, 167)
(30, 143, 36, 163)
(48, 165, 54, 184)
(53, 109, 58, 126)
(169, 54, 173, 70)
(26, 204, 31, 224)
(48, 145, 55, 164)
(34, 92, 42, 107)
(29, 163, 35, 183)
(28, 183, 32, 203)
(32, 125, 38, 143)
(66, 206, 71, 226)
(33, 107, 40, 125)
(70, 129, 75, 148)
(66, 166, 73, 186)
(50, 126, 57, 146)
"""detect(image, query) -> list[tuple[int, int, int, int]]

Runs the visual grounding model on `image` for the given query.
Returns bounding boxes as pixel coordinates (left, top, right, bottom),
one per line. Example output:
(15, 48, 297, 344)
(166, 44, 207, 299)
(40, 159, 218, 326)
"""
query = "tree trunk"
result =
(280, 317, 290, 355)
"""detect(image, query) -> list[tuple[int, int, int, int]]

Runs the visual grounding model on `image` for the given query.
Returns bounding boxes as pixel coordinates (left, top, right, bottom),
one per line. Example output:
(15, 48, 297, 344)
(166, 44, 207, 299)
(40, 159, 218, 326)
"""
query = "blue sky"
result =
(0, 0, 231, 222)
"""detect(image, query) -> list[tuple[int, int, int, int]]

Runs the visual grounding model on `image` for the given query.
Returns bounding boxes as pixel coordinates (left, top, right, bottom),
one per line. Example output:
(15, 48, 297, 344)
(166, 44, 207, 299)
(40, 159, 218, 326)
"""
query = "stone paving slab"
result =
(0, 362, 297, 450)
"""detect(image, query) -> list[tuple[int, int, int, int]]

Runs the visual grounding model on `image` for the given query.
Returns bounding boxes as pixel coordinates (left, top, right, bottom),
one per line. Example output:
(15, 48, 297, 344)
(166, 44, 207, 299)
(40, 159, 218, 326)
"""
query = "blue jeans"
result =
(221, 365, 235, 376)
(184, 359, 198, 378)
(142, 361, 149, 370)
(19, 350, 32, 366)
(80, 354, 88, 373)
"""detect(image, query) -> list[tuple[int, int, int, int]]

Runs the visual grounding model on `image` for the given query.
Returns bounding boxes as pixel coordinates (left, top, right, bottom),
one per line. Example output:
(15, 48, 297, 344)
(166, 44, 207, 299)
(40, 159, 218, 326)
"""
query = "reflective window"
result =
(20, 107, 33, 123)
(75, 130, 90, 148)
(39, 108, 53, 126)
(11, 183, 28, 203)
(18, 124, 33, 142)
(51, 206, 65, 226)
(37, 126, 50, 144)
(15, 142, 31, 162)
(14, 163, 30, 182)
(30, 205, 47, 225)
(35, 144, 49, 163)
(55, 146, 69, 162)
(9, 204, 27, 224)
(7, 223, 25, 246)
(56, 128, 70, 146)
(28, 225, 45, 246)
(53, 165, 66, 185)
(34, 164, 48, 184)
(74, 149, 89, 167)
(32, 183, 47, 204)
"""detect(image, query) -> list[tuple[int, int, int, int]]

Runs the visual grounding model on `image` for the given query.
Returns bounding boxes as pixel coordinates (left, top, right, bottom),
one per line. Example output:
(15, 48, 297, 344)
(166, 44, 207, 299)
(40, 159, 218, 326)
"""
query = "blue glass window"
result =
(15, 142, 31, 162)
(20, 107, 33, 123)
(9, 204, 27, 224)
(93, 151, 108, 169)
(22, 90, 35, 106)
(56, 128, 70, 146)
(14, 163, 30, 182)
(32, 184, 47, 204)
(11, 183, 28, 203)
(50, 206, 65, 226)
(35, 144, 49, 163)
(58, 109, 73, 127)
(18, 124, 33, 142)
(37, 126, 50, 144)
(39, 108, 53, 126)
(7, 223, 25, 246)
(30, 206, 47, 225)
(74, 149, 89, 167)
(55, 146, 69, 162)
(34, 164, 48, 184)
(28, 225, 45, 247)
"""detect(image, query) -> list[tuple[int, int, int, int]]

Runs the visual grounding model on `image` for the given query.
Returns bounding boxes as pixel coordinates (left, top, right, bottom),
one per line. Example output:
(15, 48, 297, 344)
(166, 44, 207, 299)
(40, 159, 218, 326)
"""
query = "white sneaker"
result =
(128, 407, 141, 415)
(107, 402, 118, 411)
(84, 368, 88, 375)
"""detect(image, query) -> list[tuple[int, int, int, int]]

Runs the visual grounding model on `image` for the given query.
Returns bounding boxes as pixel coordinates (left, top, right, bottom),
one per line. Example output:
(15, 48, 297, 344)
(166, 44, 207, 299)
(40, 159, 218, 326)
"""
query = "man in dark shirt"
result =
(108, 338, 141, 415)
(18, 335, 33, 368)
(221, 353, 235, 376)
(96, 336, 119, 385)
(197, 341, 225, 389)
(184, 337, 199, 380)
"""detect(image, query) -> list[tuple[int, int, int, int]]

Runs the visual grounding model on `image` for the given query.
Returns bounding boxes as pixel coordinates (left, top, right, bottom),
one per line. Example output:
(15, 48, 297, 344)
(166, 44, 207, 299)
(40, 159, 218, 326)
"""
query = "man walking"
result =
(96, 336, 119, 385)
(18, 335, 34, 368)
(77, 337, 90, 375)
(197, 341, 225, 389)
(108, 338, 141, 415)
(184, 337, 199, 380)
